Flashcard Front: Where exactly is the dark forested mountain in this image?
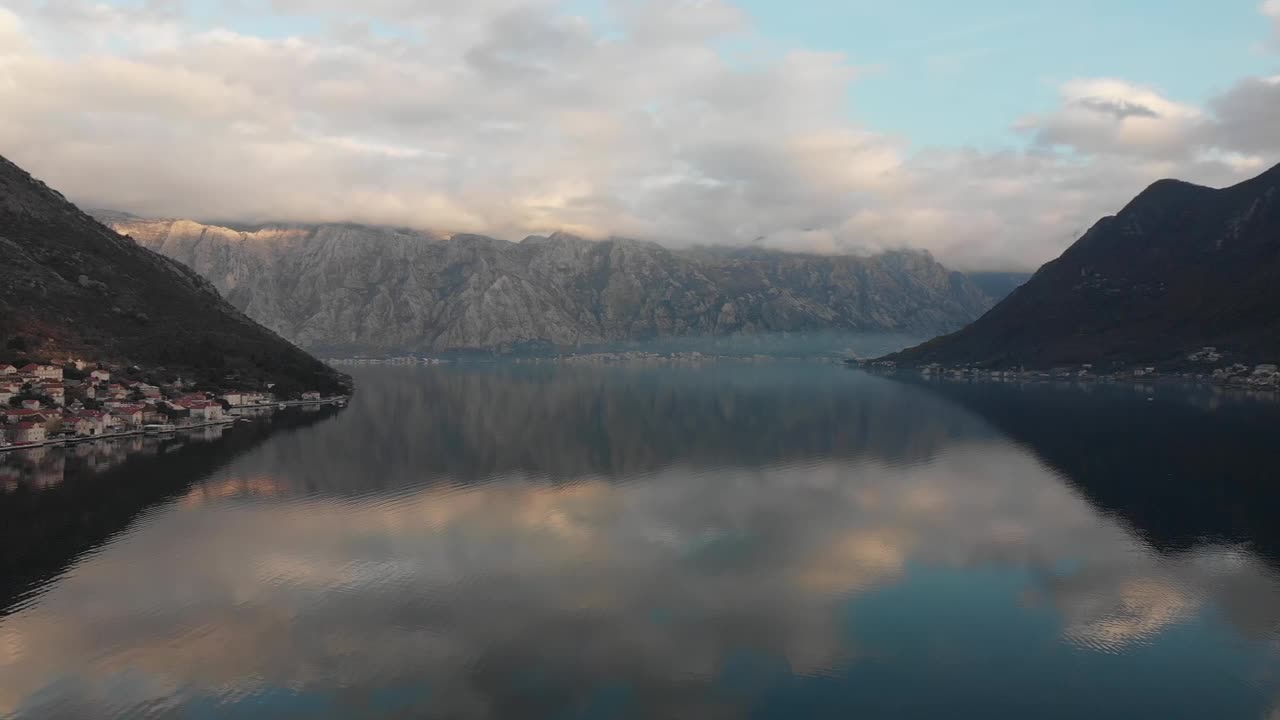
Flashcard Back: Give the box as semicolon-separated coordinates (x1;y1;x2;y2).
886;162;1280;369
99;214;997;355
0;155;347;394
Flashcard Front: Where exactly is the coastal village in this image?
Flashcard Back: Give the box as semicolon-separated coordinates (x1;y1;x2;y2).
0;359;336;450
861;346;1280;390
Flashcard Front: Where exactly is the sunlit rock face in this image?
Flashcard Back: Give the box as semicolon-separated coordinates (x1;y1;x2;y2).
101;214;994;354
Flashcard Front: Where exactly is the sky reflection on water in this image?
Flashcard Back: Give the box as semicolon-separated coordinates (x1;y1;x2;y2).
1;365;1279;719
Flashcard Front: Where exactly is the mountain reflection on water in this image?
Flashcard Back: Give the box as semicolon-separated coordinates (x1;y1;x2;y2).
0;364;1278;719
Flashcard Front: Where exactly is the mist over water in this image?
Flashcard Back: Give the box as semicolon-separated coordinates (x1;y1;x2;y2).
1;364;1279;719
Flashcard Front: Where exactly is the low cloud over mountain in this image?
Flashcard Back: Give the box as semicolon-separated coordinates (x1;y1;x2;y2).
1;1;1278;270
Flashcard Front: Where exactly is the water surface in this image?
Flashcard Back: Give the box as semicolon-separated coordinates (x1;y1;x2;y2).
2;365;1279;719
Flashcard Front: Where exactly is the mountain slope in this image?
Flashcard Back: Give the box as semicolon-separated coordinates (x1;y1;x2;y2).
99;215;996;355
0;155;347;394
885;163;1280;368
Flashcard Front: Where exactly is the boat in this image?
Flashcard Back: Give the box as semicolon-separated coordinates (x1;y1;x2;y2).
143;423;177;435
278;403;287;410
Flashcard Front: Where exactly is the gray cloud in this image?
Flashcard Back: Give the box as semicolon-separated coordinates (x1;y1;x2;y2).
0;1;1276;271
1075;97;1161;119
1207;76;1280;155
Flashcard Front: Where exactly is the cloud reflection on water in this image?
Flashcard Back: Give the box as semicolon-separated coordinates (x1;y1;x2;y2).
1;365;1278;719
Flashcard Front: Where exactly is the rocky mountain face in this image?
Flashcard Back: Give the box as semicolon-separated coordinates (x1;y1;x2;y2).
0;154;347;394
886;162;1280;369
99;214;996;355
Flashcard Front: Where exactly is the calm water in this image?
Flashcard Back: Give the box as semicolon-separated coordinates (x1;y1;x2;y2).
2;364;1280;719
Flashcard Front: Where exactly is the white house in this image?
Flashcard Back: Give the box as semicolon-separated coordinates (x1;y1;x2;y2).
13;421;46;444
69;410;111;437
181;401;225;422
20;364;63;381
90;369;112;383
0;364;16;375
112;405;145;427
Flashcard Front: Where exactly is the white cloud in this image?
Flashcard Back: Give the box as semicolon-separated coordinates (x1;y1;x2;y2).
0;7;25;52
1018;79;1204;158
0;0;1276;271
1265;0;1280;38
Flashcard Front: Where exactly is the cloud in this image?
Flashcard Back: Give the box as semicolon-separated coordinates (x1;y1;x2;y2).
1266;0;1280;39
0;1;1276;271
0;7;25;51
1017;79;1204;158
1207;75;1280;155
1074;97;1161;120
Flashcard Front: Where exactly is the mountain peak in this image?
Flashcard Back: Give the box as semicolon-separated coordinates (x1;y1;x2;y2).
884;161;1280;369
1117;177;1214;217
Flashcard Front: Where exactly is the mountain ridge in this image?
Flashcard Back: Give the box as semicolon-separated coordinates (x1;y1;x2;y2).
0;153;348;394
883;162;1280;369
100;215;1000;356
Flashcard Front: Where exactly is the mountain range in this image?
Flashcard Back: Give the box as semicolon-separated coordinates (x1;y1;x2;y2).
0;154;347;394
99;214;1002;356
886;162;1280;369
8;146;1274;376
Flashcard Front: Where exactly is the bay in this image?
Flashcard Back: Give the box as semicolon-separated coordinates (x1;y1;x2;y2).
1;364;1278;719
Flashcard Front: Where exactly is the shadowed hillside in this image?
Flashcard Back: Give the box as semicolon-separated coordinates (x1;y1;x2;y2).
886;163;1280;369
0;154;347;394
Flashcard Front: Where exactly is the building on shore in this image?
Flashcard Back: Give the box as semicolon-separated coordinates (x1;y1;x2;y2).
12;421;46;445
19;364;63;381
67;410;111;437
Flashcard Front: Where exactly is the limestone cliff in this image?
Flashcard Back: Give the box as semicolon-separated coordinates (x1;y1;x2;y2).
99;214;995;355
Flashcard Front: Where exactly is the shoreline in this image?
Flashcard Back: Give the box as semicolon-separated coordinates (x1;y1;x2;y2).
853;363;1280;393
0;399;346;454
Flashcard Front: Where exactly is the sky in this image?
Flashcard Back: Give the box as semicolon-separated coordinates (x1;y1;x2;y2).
0;0;1278;270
